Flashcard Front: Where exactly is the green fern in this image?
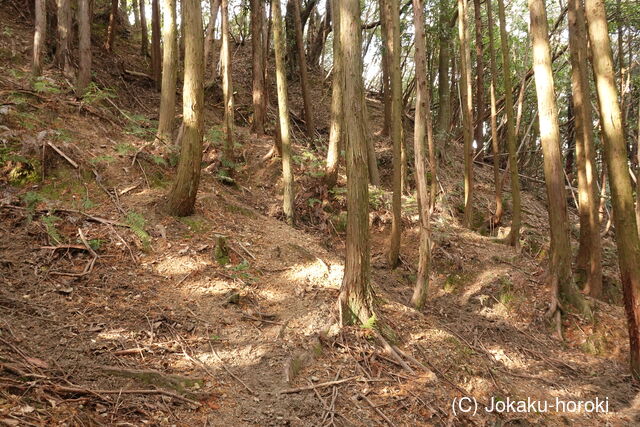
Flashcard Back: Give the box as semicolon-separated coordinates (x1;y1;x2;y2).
42;215;63;244
126;211;151;249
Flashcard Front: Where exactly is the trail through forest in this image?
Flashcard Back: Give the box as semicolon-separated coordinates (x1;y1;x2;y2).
2;2;640;426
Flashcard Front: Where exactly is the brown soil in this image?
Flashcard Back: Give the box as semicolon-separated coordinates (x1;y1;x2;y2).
1;7;638;427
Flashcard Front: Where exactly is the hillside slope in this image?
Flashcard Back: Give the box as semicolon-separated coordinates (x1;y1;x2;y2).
1;9;638;426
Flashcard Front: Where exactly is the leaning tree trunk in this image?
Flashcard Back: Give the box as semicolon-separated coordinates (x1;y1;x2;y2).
382;0;403;268
293;0;315;139
166;0;204;217
487;0;503;226
221;0;234;162
410;0;433;310
76;0;91;95
139;0;148;56
498;0;521;247
528;0;590;326
338;0;375;326
251;0;266;135
568;0;602;298
458;0;474;229
585;0;640;378
325;0;342;190
151;0;162;90
155;0;178;146
272;0;295;225
33;0;46;77
104;0;118;51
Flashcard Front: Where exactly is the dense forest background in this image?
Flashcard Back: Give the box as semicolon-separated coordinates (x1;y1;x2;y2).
1;0;640;424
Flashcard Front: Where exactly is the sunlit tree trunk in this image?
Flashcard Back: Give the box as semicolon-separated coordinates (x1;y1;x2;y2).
76;0;92;95
529;0;590;323
325;0;341;190
221;0;234;161
498;0;521;246
292;0;315;139
410;0;433;310
33;0;46;77
251;0;266;135
568;0;602;297
156;0;177;146
151;0;162;90
380;0;391;136
105;0;118;51
166;0;204;217
338;0;374;326
585;0;640;378
487;0;502;225
458;0;474;228
139;0;149;56
382;0;402;268
272;0;295;225
434;0;451;210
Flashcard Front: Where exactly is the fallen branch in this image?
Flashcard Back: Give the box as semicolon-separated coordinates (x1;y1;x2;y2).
52;385;200;406
279;377;357;394
359;393;397;427
49;228;97;277
47;142;79;168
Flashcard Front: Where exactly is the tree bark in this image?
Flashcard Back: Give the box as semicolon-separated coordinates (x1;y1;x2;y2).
156;0;178;145
568;0;602;297
204;0;221;79
105;0;119;51
410;0;433;310
529;0;590;322
151;0;162;90
338;0;374;326
458;0;474;228
221;0;234;161
434;0;451;210
139;0;148;57
166;0;204;217
585;0;640;378
325;0;342;190
56;0;72;76
472;0;485;155
487;0;502;225
293;0;315;139
380;0;391;137
76;0;92;96
307;0;331;68
251;0;266;135
382;0;403;268
33;0;46;77
497;0;521;247
272;0;295;225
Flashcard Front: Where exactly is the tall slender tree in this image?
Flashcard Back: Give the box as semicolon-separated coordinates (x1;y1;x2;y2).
166;0;204;217
251;0;266;135
293;0;315;139
105;0;119;51
382;0;403;268
156;0;178;145
458;0;474;228
568;0;602;297
325;0;342;190
32;0;46;77
76;0;92;96
221;0;234;161
585;0;640;378
56;0;72;76
338;0;374;326
139;0;149;56
487;0;503;225
410;0;433;310
472;0;485;155
497;0;521;246
151;0;162;90
272;0;295;225
528;0;590;325
204;0;221;75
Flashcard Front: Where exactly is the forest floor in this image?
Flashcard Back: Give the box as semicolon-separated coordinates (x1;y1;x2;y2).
1;9;640;426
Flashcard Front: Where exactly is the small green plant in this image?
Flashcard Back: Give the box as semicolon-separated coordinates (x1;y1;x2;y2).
126;211;151;249
82;82;116;105
307;198;321;207
150;155;168;166
115;143;136;155
1;149;39;185
231;260;250;272
88;239;103;251
42;215;63;244
32;78;61;94
89;155;116;165
206;126;223;144
498;276;515;309
361;314;377;330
